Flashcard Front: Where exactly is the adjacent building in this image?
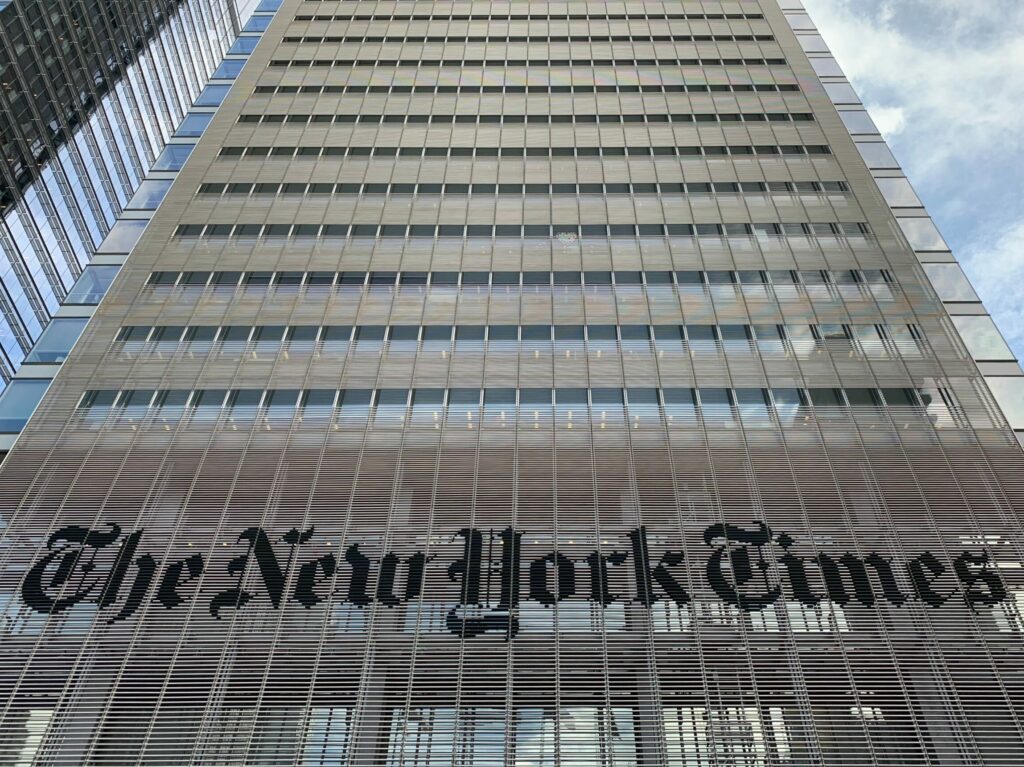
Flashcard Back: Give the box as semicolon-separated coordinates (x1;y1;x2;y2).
1;0;1023;764
0;0;265;393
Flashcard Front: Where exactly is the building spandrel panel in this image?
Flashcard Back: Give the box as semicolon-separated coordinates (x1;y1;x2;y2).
0;1;1023;765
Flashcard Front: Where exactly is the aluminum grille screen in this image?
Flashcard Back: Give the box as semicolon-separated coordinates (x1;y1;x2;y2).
0;1;1022;765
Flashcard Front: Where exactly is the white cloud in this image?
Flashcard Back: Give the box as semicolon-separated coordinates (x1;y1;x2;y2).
802;0;1024;179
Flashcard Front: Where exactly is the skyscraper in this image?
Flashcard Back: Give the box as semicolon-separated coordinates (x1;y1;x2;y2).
2;0;1023;764
0;0;265;391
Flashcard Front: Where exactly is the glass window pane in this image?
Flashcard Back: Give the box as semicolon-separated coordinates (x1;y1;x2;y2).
923;264;980;302
856;142;898;169
212;60;246;79
823;82;860;104
810;57;844;77
243;15;272;31
98;220;147;253
876;178;921;207
808;388;843;406
786;14;815;30
228;37;260;54
839;111;878;135
195;84;232;107
127;179;173;209
987;377;1024;430
0;380;50;432
25;318;88;363
65;265;119;304
174;113;213;138
898;218;948;251
152;144;195;171
952;316;1015;360
797;34;828;52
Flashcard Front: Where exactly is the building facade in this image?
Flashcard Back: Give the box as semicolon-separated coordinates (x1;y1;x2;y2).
1;0;1023;764
0;0;261;388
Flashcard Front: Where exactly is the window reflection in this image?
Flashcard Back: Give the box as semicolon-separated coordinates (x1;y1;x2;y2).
24;318;87;363
0;379;50;431
952;315;1014;360
228;36;261;54
174;113;213;138
98;219;147;253
126;179;173;209
152;144;194;171
194;84;232;107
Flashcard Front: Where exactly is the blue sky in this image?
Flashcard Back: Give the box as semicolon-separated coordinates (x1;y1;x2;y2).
803;0;1024;360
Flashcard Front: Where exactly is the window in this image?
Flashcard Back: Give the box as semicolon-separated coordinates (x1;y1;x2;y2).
876;178;921;207
25;318;87;364
952;316;1015;360
242;15;273;31
808;388;844;407
152;144;194;171
898;218;948;251
98;220;147;253
302;707;352;764
923;264;979;302
127;179;173;209
65;265;119;304
856;142;898;169
839;110;878;135
797;34;829;52
987;377;1024;429
787;13;816;30
174;113;213;138
810;57;844;77
212;60;246;79
0;380;50;432
823;82;860;104
228;37;260;54
195;84;231;107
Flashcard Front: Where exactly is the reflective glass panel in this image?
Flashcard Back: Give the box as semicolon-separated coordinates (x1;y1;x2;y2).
876;178;921;207
810;57;844;77
65;265;120;304
923;264;980;302
174;113;213;137
952;316;1014;360
823;82;860;104
987;377;1024;430
839;110;878;135
212;60;246;79
195;84;232;107
857;142;898;169
153;144;195;171
243;15;272;31
228;37;260;54
0;380;50;432
898;218;948;251
127;180;173;209
98;220;148;253
25;318;87;363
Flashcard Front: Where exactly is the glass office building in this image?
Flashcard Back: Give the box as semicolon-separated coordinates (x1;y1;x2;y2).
0;0;259;385
1;0;1024;764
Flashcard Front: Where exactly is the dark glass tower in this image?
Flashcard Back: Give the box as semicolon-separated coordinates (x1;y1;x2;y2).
1;1;1023;764
0;0;255;385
